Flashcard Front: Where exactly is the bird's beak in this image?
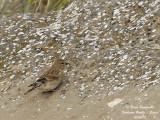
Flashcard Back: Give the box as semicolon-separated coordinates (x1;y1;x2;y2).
65;60;70;65
65;62;70;65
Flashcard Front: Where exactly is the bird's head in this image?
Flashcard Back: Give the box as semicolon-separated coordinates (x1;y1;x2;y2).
54;59;69;70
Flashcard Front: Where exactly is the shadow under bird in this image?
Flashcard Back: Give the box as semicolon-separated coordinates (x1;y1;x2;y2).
24;59;69;95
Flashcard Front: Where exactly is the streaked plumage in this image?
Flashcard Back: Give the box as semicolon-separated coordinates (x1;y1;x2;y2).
24;59;69;95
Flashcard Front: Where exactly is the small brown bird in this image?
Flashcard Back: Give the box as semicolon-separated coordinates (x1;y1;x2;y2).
24;59;69;95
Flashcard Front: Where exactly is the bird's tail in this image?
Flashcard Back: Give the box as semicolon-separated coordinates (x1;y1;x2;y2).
24;82;42;95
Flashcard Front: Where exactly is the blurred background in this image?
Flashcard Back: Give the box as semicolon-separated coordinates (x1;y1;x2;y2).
0;0;73;18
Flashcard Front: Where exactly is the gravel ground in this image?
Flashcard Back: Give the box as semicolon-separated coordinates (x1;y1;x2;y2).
0;0;160;119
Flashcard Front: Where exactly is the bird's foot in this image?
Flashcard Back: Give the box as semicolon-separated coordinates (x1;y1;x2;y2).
42;89;57;94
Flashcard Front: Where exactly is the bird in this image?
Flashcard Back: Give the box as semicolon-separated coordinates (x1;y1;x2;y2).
24;59;69;95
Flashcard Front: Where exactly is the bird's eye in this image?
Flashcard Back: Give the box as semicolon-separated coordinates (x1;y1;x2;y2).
61;62;64;64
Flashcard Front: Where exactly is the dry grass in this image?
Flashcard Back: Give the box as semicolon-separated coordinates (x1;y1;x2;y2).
0;0;73;17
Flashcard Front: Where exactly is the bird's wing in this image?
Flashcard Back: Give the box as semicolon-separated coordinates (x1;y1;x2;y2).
39;66;52;76
40;66;56;76
39;67;59;81
39;71;58;80
36;77;46;82
45;74;59;81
